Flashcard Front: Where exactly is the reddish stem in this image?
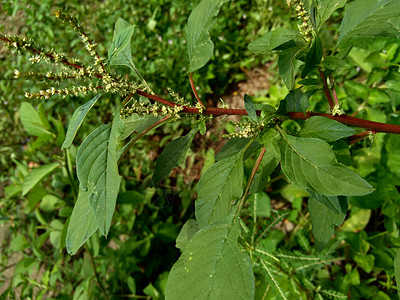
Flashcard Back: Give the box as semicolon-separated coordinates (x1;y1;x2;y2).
347;130;374;145
189;73;206;109
319;69;335;109
329;74;340;106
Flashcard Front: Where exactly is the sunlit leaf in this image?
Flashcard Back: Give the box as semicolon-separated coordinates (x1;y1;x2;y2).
315;0;347;30
19;102;52;137
22;163;59;196
248;28;304;54
62;93;102;149
299;116;355;141
279;132;373;196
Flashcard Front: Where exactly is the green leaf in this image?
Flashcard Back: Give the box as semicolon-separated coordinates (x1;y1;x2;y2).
62;93;102;149
19;102;52;137
320;55;350;70
285;88;310;114
308;190;347;214
108;18;135;65
279;132;373;196
385;134;400;177
152;128;197;184
308;195;346;248
196;149;245;228
216;139;259;161
66;188;98;255
301;36;322;78
186;0;227;72
76;113;124;235
175;219;199;251
166;217;254;300
394;248;400;298
248;28;305;54
120;114;160;140
315;0;347;30
244;94;257;120
299;116;355;141
279;47;300;90
22;163;59;196
338;0;400;46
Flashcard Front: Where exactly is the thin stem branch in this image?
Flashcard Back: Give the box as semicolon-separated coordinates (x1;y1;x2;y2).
328;73;340;106
237;147;267;213
319;69;335;109
189;73;206;109
347;130;374;145
85;244;109;299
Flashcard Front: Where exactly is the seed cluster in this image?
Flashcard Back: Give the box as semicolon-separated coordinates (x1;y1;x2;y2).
224;120;264;139
292;0;314;42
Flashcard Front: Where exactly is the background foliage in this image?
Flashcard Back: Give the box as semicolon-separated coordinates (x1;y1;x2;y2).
1;0;400;299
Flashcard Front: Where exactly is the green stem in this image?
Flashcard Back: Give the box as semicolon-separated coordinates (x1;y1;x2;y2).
85;244;109;299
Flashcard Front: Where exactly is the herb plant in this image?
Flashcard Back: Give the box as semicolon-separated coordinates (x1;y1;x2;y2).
2;0;400;298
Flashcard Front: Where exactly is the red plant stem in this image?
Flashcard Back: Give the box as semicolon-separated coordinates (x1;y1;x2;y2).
288;111;400;134
189;73;206;109
347;130;374;145
329;73;340;106
319;69;335;109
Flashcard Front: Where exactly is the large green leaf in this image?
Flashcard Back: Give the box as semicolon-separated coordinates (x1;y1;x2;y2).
175;219;199;251
196;149;245;228
19;102;52;137
248;28;305;54
278;47;300;90
152;128;197;184
62;93;102;149
22;163;59;196
315;0;347;30
186;0;227;73
76;114;124;235
279;132;373;196
108;18;135;66
165;217;254;300
338;0;400;46
66;188;98;255
299;116;355;141
308;195;346;248
285;88;310;114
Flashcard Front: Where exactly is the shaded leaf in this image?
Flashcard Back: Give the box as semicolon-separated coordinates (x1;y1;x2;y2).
279;133;373;196
279;47;300;90
299;116;355;141
186;0;227;72
23;163;59;196
338;0;400;46
196;149;246;228
62;93;102;149
394;248;400;298
66;188;98;255
152;128;197;184
120;114;160;140
309;195;346;249
301;36;322;78
216;139;260;161
285;88;310;114
166;217;254;300
248;28;305;54
76;113;124;235
244;94;257;120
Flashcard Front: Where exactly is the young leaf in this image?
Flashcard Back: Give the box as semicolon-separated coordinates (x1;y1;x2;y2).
19;102;52;137
279;132;373;196
186;0;227;73
338;0;400;46
120;114;160;140
166;217;254;300
308;195;346;249
244;94;257;120
248;28;305;54
66;188;99;255
285;88;310;114
299;116;355;141
196;148;246;228
315;0;347;30
22;163;59;196
278;47;300;90
108;18;135;65
62;93;102;149
152;128;198;184
76;113;124;235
